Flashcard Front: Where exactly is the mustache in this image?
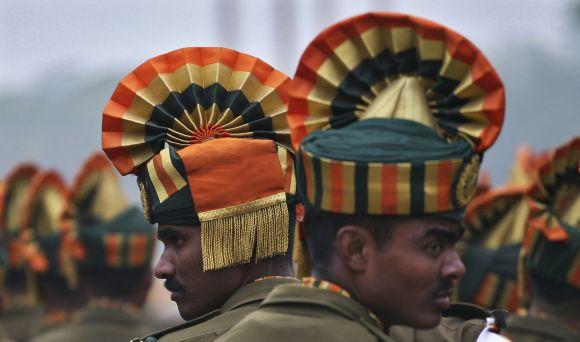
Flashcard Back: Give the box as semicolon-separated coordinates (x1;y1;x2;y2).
164;278;186;293
435;279;454;294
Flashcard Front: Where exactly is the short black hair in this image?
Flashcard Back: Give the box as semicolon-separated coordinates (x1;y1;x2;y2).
79;266;150;300
304;205;395;272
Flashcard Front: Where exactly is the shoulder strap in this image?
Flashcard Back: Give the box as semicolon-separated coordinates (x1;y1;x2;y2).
130;309;222;341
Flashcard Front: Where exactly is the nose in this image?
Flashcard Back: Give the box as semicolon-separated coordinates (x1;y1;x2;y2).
442;250;465;283
154;248;175;280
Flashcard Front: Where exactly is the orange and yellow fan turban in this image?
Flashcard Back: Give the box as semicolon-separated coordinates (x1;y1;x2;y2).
18;170;80;299
455;144;549;310
288;12;504;218
506;145;549;187
465;186;531;249
0;164;40;288
456;186;531;312
0;181;6;283
65;153;155;270
519;136;580;306
102;47;296;271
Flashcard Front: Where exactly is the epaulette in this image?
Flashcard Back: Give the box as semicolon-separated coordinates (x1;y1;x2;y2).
130;309;221;342
443;302;508;332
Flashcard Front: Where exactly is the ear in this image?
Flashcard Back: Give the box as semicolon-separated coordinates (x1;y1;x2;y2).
334;225;375;273
295;203;305;223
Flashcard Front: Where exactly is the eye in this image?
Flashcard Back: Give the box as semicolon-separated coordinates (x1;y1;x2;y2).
159;233;185;248
174;236;185;246
426;241;443;256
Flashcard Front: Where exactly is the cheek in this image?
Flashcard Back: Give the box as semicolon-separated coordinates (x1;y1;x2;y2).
372;251;438;293
175;242;204;282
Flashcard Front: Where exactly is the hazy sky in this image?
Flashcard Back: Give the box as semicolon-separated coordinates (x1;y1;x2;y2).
1;0;577;93
1;0;578;181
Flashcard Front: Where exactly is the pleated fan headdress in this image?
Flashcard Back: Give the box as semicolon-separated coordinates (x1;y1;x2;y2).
289;12;505;217
19;170;78;290
102;47;296;270
64;153;155;269
0;164;40;281
457;186;531;312
520;137;580;302
0;181;6;282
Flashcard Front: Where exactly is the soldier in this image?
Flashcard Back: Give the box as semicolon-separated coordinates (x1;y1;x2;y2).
0;164;43;341
451;145;550;313
101;47;301;341
455;185;530;312
0;180;14;342
18;170;88;338
218;12;507;341
29;153;156;342
503;137;580;341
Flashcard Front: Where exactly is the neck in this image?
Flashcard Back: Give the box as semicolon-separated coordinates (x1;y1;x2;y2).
88;297;141;316
240;258;295;285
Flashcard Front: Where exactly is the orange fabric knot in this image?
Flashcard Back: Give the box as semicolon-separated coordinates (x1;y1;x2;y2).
23;242;48;273
191;125;229;144
61;232;86;260
528;216;569;243
8;240;26;267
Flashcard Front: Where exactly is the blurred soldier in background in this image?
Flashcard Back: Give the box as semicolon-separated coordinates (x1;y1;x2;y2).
20;170;87;338
219;12;508;341
29;153;156;342
452;147;547;313
0;165;43;341
503;137;580;341
456;187;528;312
0;181;14;341
101;47;300;341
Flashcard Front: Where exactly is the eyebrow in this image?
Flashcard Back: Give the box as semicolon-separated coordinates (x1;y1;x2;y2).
420;225;465;243
157;226;181;241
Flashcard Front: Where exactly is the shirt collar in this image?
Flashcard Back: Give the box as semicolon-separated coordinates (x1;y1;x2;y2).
301;277;383;329
221;276;299;312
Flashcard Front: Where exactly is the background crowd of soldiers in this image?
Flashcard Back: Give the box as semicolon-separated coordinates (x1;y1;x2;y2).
0;10;579;342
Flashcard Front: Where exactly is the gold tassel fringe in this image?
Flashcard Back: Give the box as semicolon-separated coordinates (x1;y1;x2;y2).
292;223;311;279
200;197;289;271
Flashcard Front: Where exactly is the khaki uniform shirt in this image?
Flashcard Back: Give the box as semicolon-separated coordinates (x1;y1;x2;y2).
503;314;580;342
136;277;299;342
216;283;393;342
389;303;499;342
218;281;505;342
0;304;43;341
28;306;151;342
0;325;14;342
389;317;485;342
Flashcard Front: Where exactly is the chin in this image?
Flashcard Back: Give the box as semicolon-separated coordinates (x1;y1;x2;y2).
409;314;441;329
177;303;199;320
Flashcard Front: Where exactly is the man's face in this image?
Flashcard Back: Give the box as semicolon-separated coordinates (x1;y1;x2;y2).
154;225;244;320
359;216;465;329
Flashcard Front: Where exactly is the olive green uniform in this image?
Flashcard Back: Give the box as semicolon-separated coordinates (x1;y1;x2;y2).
0;305;43;341
0;324;14;342
389;319;484;342
27;306;151;342
389;303;504;342
218;284;504;342
502;315;580;342
217;283;393;342
136;277;298;342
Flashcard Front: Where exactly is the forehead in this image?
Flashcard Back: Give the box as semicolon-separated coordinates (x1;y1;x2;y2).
157;224;199;237
392;216;463;239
